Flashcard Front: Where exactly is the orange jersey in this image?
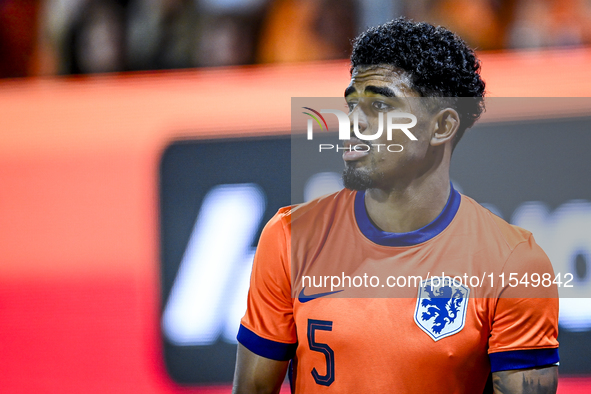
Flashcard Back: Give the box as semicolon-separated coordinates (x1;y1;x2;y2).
238;187;559;393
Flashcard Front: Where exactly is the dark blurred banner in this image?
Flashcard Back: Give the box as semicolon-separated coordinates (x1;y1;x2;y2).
160;98;591;384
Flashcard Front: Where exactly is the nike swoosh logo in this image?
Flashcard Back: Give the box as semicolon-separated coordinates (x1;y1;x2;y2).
298;287;343;303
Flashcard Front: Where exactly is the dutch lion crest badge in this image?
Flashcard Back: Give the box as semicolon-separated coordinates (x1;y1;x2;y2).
414;276;470;341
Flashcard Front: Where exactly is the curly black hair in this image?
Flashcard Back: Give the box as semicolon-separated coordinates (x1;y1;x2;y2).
350;18;485;146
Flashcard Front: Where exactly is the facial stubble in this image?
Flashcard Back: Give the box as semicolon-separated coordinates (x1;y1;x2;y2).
342;155;384;191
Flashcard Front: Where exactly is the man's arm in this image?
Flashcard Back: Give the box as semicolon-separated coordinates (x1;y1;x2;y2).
232;343;290;394
492;366;558;394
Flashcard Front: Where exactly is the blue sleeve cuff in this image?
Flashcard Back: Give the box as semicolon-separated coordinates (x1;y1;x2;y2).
489;348;559;372
237;324;297;361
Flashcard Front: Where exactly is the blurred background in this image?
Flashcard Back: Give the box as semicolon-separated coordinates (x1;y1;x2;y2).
1;0;591;393
2;0;591;77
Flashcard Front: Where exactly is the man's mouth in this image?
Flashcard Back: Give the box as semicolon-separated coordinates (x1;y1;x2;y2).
342;138;370;162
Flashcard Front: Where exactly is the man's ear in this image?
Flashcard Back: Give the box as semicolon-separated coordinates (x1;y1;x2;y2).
431;108;460;147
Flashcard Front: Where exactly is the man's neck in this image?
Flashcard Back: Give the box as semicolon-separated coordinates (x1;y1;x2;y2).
363;172;451;234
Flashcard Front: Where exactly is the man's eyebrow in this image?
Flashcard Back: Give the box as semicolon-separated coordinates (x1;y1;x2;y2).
364;86;396;97
344;85;397;98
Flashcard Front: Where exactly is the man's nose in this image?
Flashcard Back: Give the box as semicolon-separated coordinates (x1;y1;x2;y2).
349;108;368;138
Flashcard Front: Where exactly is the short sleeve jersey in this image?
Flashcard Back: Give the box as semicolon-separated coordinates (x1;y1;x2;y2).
238;187;559;393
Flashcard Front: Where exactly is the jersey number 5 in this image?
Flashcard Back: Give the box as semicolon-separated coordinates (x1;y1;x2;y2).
307;319;335;386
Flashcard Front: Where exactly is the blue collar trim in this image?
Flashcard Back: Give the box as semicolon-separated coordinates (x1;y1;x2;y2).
354;185;461;247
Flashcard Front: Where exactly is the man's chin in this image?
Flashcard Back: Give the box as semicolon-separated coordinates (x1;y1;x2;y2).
342;166;374;191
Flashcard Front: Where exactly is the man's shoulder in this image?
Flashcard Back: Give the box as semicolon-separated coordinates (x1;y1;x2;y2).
459;194;533;251
261;189;357;246
276;188;356;223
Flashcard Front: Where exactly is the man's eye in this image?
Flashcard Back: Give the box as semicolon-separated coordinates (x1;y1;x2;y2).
372;101;391;111
346;101;358;112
